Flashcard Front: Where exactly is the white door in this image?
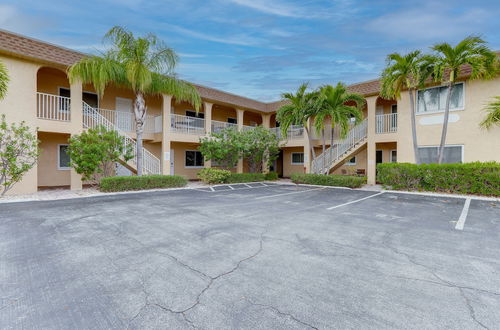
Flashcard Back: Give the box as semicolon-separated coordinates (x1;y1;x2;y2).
376;105;384;132
170;149;175;175
115;97;133;131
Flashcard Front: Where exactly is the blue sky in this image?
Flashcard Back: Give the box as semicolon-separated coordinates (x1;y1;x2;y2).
2;0;499;101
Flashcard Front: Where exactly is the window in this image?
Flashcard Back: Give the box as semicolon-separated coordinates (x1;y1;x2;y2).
227;117;237;124
417;145;463;164
417;83;464;114
186;110;204;118
185;150;204;167
391;150;397;163
291;152;304;165
391;104;397;114
346;157;356;165
58;145;70;170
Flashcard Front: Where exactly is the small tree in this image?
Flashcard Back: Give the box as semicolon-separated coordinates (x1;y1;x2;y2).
480;96;500;130
67;126;134;183
0;115;39;196
0;60;9;99
199;127;242;170
240;126;280;173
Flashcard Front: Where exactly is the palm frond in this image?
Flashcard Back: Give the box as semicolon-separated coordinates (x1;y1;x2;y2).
0;60;9;100
480;96;500;129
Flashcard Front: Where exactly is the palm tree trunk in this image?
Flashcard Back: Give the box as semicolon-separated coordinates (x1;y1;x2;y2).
408;88;419;164
134;92;147;176
321;128;326;174
437;82;454;164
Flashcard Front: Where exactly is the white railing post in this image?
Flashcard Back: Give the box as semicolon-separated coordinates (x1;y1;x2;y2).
36;92;71;121
375;113;398;134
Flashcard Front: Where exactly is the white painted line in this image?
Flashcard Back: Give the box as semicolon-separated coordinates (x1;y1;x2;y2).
255;187;326;200
228;185;235;190
327;192;385;210
209;187;215;192
244;183;252;188
455;198;471;231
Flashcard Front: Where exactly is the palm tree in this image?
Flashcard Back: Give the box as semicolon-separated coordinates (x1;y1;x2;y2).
380;51;433;164
0;60;9;99
430;36;497;163
314;83;364;174
480;97;500;129
276;83;318;163
68;26;201;175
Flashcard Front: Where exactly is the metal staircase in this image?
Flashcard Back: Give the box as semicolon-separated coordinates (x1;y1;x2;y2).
82;102;161;175
312;119;368;174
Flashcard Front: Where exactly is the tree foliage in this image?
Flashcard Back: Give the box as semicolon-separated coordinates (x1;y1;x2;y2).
199;127;242;170
240;126;281;173
67;126;134;182
0;60;9;100
0;115;39;196
68;26;201;175
481;96;500;130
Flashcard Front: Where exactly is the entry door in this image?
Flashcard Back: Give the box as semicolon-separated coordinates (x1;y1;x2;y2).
376;106;384;132
115;97;133;131
376;150;383;164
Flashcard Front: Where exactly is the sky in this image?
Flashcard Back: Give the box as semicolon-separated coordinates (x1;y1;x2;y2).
1;0;500;102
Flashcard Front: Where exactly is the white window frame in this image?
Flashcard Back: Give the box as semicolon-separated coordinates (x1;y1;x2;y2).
291;152;304;165
345;156;356;166
184;150;204;168
417;145;464;163
57;144;71;170
416;82;465;115
390;150;397;163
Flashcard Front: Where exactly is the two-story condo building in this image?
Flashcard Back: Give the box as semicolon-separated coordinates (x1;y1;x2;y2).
1;30;499;196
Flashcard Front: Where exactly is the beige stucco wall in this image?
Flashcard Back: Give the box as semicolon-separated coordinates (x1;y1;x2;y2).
333;145;368;175
0;55;40;194
37;132;71;187
171;142;203;180
282;147;306;177
394;78;500;164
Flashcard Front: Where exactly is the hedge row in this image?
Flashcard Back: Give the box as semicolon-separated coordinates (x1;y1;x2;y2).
100;175;187;192
227;173;265;183
291;173;366;188
377;162;500;196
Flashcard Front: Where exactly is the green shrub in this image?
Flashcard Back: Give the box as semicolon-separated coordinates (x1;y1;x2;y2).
227;173;265;183
264;171;279;181
197;168;231;184
100;175;187;192
291;173;366;188
377;162;500;196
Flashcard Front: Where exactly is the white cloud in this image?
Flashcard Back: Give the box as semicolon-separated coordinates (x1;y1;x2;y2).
366;5;494;41
226;0;310;18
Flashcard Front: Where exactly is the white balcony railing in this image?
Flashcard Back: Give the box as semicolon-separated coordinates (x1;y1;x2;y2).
211;120;238;133
36;92;71;121
376;113;398;134
242;125;257;131
93;108;159;134
170;114;205;135
271;125;305;140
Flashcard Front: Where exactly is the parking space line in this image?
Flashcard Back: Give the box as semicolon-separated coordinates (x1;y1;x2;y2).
209;187;215;192
228;185;235;190
255;187;326;200
455;198;471;231
243;183;252;188
327;192;384;210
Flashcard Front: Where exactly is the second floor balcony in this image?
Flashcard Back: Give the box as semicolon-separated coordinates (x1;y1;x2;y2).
376;113;398;134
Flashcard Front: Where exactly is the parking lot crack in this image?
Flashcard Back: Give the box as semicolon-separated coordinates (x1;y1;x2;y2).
247;299;318;329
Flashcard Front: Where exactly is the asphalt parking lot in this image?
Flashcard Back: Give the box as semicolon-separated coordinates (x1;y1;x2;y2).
1;183;499;329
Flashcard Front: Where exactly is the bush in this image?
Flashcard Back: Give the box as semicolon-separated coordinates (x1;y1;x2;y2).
197;168;231;184
377;162;500;196
291;173;366;188
100;175;187;192
227;173;265;183
265;171;279;181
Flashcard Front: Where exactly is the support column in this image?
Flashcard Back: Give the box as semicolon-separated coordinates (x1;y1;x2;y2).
70;80;83;190
261;114;271;173
237;108;245;173
203;102;213;169
161;94;172;175
303;118;312;174
366;96;377;185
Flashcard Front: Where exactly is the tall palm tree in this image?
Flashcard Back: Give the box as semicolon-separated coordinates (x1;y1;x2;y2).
430;36;497;163
276;83;318;163
380;51;433;164
314;83;364;174
480;97;500;129
68;26;201;175
0;60;9;100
